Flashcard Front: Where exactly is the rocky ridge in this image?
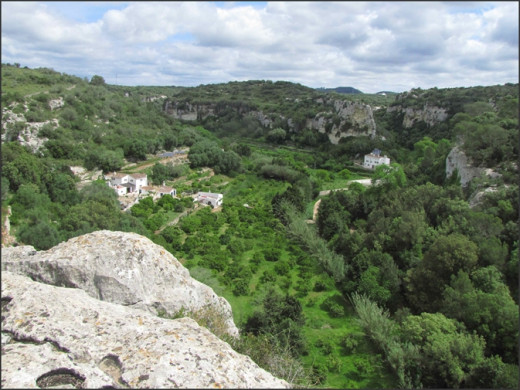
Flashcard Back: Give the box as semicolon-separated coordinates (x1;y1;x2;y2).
1;230;290;388
1;230;239;338
1;271;289;388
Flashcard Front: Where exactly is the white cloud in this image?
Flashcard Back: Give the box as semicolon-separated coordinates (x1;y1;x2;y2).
1;1;517;93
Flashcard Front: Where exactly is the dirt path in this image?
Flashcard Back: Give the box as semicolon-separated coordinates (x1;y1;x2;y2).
310;178;375;223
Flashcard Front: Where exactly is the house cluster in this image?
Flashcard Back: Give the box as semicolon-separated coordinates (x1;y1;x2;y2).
363;149;390;170
105;172;224;209
105;172;176;198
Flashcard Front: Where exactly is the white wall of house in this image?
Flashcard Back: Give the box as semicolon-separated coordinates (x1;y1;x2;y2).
129;175;148;192
196;192;223;207
113;185;127;196
363;154;390;169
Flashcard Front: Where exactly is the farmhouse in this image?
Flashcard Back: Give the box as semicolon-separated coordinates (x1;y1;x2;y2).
105;172;148;194
363;149;390;170
140;185;177;198
195;192;223;208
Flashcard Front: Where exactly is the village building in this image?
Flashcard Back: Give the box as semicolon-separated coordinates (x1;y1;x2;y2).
140;185;177;199
129;173;148;193
195;192;223;208
105;172;148;194
363;149;390;169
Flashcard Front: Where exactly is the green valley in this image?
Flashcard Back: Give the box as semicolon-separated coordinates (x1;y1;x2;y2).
1;64;518;388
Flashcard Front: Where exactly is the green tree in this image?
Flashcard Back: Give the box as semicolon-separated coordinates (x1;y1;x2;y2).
18;220;61;250
266;127;287;144
400;312;488;388
441;268;519;364
244;287;306;355
371;163;407;190
406;233;478;312
90;75;106;86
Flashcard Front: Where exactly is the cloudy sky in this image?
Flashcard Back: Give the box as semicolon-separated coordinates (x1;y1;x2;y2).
1;1;518;93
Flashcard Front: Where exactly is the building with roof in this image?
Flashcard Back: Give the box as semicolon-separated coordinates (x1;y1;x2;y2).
195;192;223;208
105;172;148;194
363;149;390;170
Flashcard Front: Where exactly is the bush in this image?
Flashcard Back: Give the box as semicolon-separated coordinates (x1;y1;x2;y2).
264;247;281;262
313;280;327;292
232;278;249;296
322;294;345;317
274;260;290;276
260;269;277;283
341;333;359;353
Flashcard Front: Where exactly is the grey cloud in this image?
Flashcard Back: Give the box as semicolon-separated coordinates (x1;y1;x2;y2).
1;1;517;93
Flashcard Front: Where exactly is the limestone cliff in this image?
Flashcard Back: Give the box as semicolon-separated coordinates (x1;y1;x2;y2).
163;98;376;144
1;271;289;388
310;100;376;143
445;146;502;187
387;104;448;129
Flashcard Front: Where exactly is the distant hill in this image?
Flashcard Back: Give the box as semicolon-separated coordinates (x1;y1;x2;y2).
315;86;363;94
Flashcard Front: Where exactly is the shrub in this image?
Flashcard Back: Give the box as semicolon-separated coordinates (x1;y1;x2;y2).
341;333;359;353
322;294;345;317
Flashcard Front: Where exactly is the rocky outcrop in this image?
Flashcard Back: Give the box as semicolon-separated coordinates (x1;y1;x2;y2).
163;98;376;144
387;104;448;128
1;105;58;152
445;146;502;187
311;100;376;143
1;271;290;388
1;206;16;247
163;101;215;121
1;230;239;338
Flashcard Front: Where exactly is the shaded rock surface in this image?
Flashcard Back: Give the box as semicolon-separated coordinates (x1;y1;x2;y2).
1;230;239;338
445;146;501;187
1;271;289;388
387;104;448;128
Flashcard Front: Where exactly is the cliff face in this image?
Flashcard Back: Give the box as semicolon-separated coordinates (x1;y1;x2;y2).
311;100;376;143
1;230;290;388
163;98;377;144
387;104;448;128
445;146;502;187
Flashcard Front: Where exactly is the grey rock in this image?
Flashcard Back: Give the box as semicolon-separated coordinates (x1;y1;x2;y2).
2;230;239;338
445;146;501;188
387;104;448;128
1;271;290;389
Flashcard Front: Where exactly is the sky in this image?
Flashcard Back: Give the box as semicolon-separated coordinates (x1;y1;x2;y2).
1;1;518;93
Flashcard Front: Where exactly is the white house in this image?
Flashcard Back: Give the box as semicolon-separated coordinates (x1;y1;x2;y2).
157;185;176;197
106;172;148;194
141;185;177;198
195;192;223;208
129;173;148;193
363;149;390;170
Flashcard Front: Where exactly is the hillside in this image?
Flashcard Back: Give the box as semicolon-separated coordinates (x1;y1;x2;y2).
1;64;519;389
316;86;363;94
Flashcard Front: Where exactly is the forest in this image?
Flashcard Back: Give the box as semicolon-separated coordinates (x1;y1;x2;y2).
1;63;518;388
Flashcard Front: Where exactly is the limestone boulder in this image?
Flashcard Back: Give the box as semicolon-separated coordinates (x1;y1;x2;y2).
1;271;289;388
1;230;239;338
